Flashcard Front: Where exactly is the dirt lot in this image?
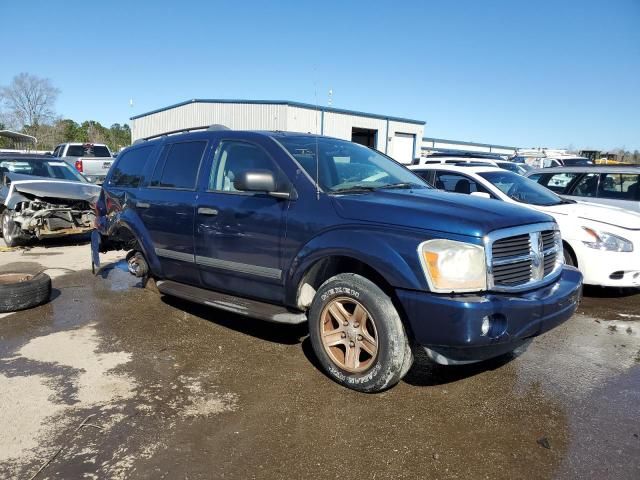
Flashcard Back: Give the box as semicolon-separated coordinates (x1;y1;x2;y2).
0;240;639;479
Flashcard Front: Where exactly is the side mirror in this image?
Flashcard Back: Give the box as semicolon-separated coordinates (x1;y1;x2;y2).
470;191;491;199
233;169;292;199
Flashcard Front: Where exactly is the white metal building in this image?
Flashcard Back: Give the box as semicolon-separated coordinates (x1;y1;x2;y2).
130;99;425;164
421;137;516;156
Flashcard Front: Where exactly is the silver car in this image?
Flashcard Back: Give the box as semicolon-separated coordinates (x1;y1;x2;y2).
525;166;640;212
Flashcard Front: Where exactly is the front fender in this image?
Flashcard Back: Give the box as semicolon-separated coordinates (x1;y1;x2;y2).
285;226;429;305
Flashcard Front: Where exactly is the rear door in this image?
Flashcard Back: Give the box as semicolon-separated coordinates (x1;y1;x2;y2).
194;137;290;303
135;139;209;285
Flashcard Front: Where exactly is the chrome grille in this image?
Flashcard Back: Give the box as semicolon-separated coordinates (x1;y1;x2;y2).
487;223;562;292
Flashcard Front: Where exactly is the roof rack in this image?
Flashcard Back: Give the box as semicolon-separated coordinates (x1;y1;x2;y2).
133;124;230;144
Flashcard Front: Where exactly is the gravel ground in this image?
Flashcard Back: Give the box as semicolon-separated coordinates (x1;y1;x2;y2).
0;240;638;479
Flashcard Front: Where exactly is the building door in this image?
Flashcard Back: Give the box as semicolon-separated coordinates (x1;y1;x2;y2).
392;133;415;164
351;128;377;148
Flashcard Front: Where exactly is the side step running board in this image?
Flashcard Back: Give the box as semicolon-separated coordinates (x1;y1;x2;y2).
156;280;307;325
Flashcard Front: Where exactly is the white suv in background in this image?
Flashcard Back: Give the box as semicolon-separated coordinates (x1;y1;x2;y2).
410;164;640;288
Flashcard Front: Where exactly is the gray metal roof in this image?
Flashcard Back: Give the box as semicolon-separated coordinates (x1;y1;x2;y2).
130;99;425;125
0;130;37;144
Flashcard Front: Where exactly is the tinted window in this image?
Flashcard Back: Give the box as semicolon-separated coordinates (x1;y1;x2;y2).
598;173;640;200
66;144;111;157
434;172;490;195
209;140;280;192
109;146;155;188
151;141;207;190
540;172;580;193
571;173;599;197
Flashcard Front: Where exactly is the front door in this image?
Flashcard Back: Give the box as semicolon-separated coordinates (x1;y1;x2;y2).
194;139;290;303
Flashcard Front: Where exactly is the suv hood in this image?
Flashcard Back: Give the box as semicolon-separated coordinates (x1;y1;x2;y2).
4;173;101;208
541;200;640;231
332;189;553;238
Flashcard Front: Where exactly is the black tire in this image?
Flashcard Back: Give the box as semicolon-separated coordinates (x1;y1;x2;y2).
308;273;413;393
563;246;576;267
1;210;28;247
0;272;51;313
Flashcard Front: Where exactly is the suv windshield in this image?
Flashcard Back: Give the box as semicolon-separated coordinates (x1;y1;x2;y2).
0;159;87;182
276;136;428;192
561;158;593;166
65;144;111;157
478;170;564;206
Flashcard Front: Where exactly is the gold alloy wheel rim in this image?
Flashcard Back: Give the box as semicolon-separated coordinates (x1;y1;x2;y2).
320;297;378;373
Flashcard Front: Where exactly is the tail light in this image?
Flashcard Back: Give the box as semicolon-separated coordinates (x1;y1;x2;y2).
75;159;83;172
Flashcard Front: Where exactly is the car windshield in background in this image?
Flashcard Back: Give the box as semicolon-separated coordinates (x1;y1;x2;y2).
561;158;593;166
478;170;564;206
498;162;522;173
0;159;87;182
276;136;429;192
66;145;111;157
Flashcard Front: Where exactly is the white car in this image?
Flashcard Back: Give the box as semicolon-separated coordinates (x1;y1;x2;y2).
410;164;640;288
416;154;531;175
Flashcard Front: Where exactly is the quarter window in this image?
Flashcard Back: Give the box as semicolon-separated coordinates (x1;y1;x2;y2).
209;140;281;192
152;141;207;189
598;173;640;200
109;146;155;188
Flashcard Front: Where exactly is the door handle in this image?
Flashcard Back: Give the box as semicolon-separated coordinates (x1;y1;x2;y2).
136;202;150;209
198;207;219;216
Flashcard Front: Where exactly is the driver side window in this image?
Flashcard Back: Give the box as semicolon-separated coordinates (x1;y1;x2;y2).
209;140;281;192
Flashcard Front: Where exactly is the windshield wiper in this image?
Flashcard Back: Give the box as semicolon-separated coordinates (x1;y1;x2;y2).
331;185;378;194
377;182;419;190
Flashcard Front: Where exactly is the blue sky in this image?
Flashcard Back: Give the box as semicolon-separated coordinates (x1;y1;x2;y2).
1;0;639;150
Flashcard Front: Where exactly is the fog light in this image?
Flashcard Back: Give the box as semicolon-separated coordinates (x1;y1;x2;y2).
481;316;490;336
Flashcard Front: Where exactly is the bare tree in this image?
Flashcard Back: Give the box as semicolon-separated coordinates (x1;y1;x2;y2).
0;73;60;128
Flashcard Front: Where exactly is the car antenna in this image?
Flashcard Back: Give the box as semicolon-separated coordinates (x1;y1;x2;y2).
314;78;321;200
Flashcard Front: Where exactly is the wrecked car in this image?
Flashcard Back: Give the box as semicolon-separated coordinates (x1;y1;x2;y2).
0;154;101;247
92;128;583;393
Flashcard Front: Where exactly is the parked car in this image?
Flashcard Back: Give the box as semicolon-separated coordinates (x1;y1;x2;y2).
512;153;594;169
416;153;530;175
92;128;582;392
52;142;114;183
0;154;101;247
525;166;640;213
411;164;640;288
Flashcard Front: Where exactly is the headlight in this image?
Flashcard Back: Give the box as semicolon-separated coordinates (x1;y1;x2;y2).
582;227;633;252
418;239;487;293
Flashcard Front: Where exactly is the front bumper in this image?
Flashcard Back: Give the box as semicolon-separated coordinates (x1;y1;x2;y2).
396;266;582;364
573;243;640;287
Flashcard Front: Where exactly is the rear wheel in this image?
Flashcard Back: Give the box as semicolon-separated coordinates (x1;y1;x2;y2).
308;273;412;392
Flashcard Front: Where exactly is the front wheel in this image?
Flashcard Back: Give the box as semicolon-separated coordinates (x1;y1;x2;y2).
308;273;413;393
1;211;28;247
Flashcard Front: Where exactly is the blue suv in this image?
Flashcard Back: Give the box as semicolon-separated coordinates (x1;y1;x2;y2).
92;127;582;392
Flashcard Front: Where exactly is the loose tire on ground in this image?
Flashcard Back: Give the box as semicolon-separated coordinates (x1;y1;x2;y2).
0;272;51;313
308;273;413;393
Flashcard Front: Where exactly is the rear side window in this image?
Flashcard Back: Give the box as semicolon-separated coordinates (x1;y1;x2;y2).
152;141;207;189
434;172;490;195
109;146;155;188
598;173;640;200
